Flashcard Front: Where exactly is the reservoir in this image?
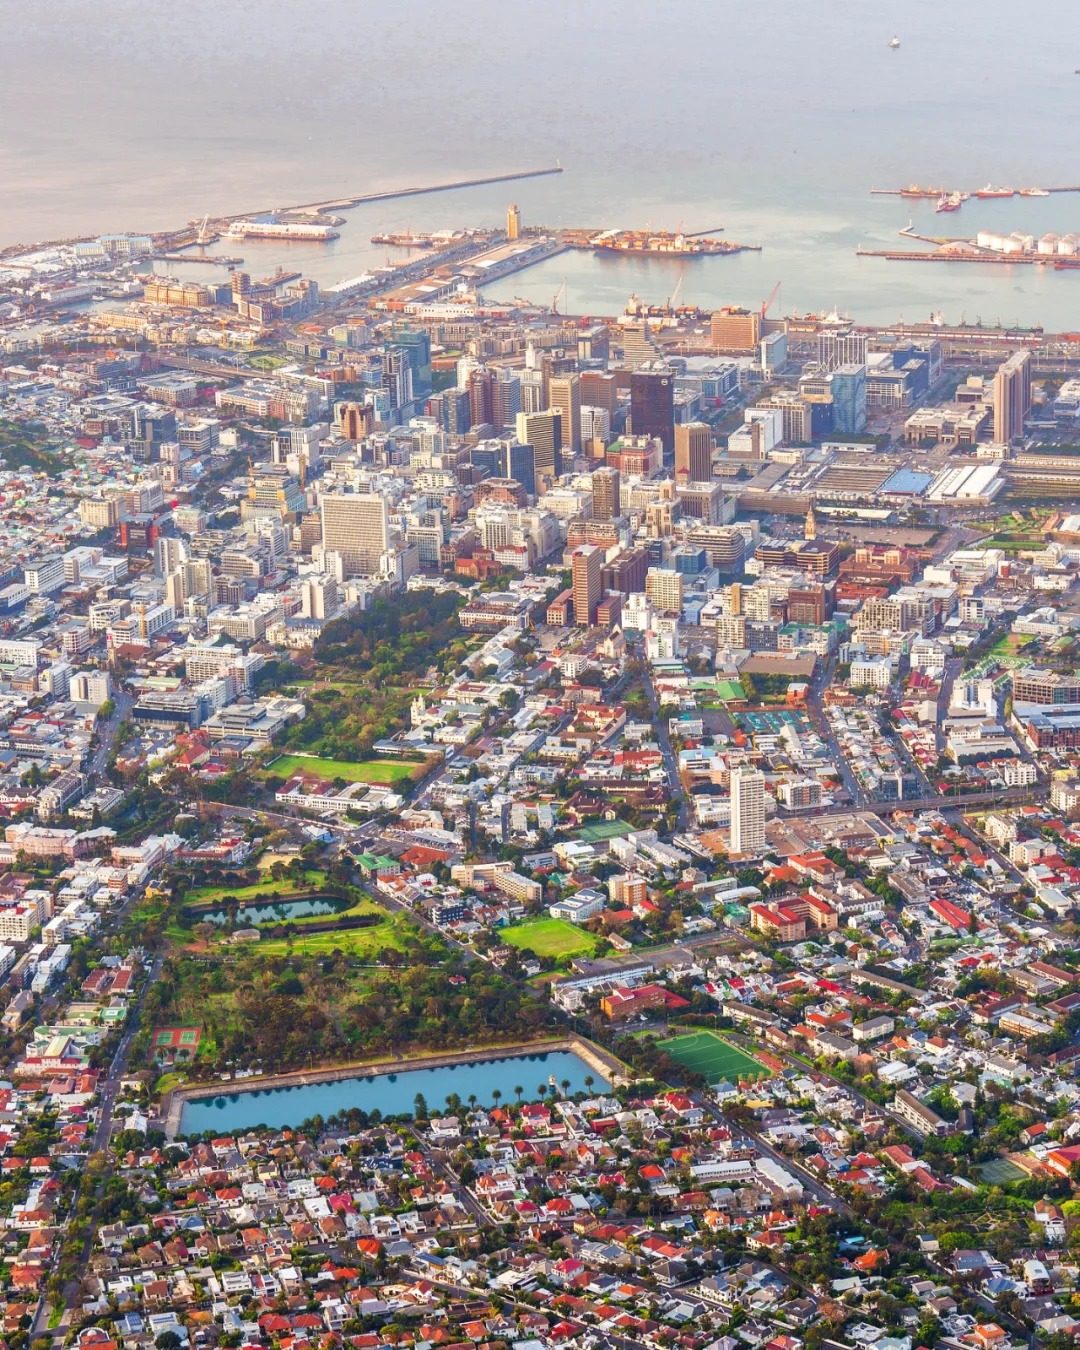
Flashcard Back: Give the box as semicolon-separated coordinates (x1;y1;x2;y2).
178;1049;605;1135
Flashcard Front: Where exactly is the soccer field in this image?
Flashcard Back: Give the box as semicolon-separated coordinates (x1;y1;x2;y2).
659;1030;770;1084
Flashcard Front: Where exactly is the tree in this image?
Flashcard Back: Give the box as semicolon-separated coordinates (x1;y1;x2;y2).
584;1075;594;1094
514;1085;524;1103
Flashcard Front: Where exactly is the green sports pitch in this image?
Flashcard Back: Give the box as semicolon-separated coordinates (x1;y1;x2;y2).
659;1030;770;1084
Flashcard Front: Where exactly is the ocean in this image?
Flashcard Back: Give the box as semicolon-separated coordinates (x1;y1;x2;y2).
3;0;1080;327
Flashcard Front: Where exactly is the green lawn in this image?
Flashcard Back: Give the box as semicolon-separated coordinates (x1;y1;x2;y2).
501;918;601;959
268;754;416;784
255;912;410;958
186;870;325;906
659;1030;770;1084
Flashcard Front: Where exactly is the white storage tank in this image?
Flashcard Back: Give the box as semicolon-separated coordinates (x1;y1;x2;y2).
1059;233;1080;255
1038;232;1061;255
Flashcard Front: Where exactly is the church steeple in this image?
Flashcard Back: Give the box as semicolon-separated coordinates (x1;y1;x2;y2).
805;501;817;540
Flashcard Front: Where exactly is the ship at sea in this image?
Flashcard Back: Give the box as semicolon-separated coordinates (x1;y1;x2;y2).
899;184;947;198
591;229;758;257
1019;187;1050;196
977;185;1015;198
935;191;967;213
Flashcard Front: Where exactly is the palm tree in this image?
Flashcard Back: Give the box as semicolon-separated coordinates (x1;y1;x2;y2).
492;1089;502;1109
584;1075;595;1093
514;1085;524;1104
468;1094;477;1111
537;1084;547;1101
560;1078;571;1096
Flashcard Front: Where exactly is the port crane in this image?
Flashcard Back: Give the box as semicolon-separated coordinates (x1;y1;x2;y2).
551;278;567;314
666;272;685;311
761;281;781;321
196;214;211;246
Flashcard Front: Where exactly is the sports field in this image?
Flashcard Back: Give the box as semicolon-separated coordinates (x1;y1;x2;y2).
659;1030;770;1083
501;918;600;958
576;821;636;842
268;754;415;784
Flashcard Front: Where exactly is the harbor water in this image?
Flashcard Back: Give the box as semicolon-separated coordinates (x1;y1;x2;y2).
4;0;1080;327
177;1049;606;1135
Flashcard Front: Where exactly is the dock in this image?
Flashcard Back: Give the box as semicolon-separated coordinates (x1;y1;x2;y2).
154;252;244;266
856;247;1074;266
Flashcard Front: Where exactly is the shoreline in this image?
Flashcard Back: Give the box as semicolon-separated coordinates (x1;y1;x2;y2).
162;1034;626;1137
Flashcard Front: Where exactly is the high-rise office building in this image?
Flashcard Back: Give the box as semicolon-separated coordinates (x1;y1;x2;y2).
468;367;494;428
335;401;372;440
506;204;521;240
829;364;868;434
382;347;414;412
504;442;536;497
601;547;649;597
571;544;603;628
817;325;867;372
591;466;621;521
674;422;713;482
516;410;562;490
580;405;611;447
427;388;472;435
548;374;582;455
320;493;389;577
994;350;1032;443
492;371;521;432
730;765;766;854
630;364;675;459
392;329;432;399
580;371;618;420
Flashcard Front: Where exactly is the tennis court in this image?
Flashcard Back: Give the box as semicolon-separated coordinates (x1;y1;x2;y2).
659;1030;770;1083
977;1158;1028;1185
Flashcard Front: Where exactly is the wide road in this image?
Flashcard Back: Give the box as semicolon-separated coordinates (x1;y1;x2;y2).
89;689;134;779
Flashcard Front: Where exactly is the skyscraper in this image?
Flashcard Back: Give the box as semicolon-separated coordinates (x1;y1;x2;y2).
548;374;582;455
730;765;766;854
506;203;521;240
571;544;603;628
630;364;675;459
468;367;494;428
320;493;389;577
591;465;621;521
828;364;868;434
674;422;713;482
580;371;618;420
504;442;536;497
994;350;1032;443
492;370;521;432
516;410;562;490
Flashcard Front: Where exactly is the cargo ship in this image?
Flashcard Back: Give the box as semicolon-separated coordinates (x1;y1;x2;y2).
591;229;758;256
935;192;967;212
899;184;948;198
976;185;1015;198
1019;187;1050;196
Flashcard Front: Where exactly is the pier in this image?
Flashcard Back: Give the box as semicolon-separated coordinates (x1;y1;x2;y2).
154;252;244;266
283;165;563;216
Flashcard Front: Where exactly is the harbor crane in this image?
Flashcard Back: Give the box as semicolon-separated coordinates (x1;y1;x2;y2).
551;278;567;314
761;281;781;321
196;214;210;246
667;272;685;311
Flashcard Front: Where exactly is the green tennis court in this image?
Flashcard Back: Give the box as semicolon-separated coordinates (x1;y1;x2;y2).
659;1030;770;1083
977;1158;1028;1185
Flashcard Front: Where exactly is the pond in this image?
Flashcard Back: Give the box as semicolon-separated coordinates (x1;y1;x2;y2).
200;897;342;926
178;1049;606;1134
